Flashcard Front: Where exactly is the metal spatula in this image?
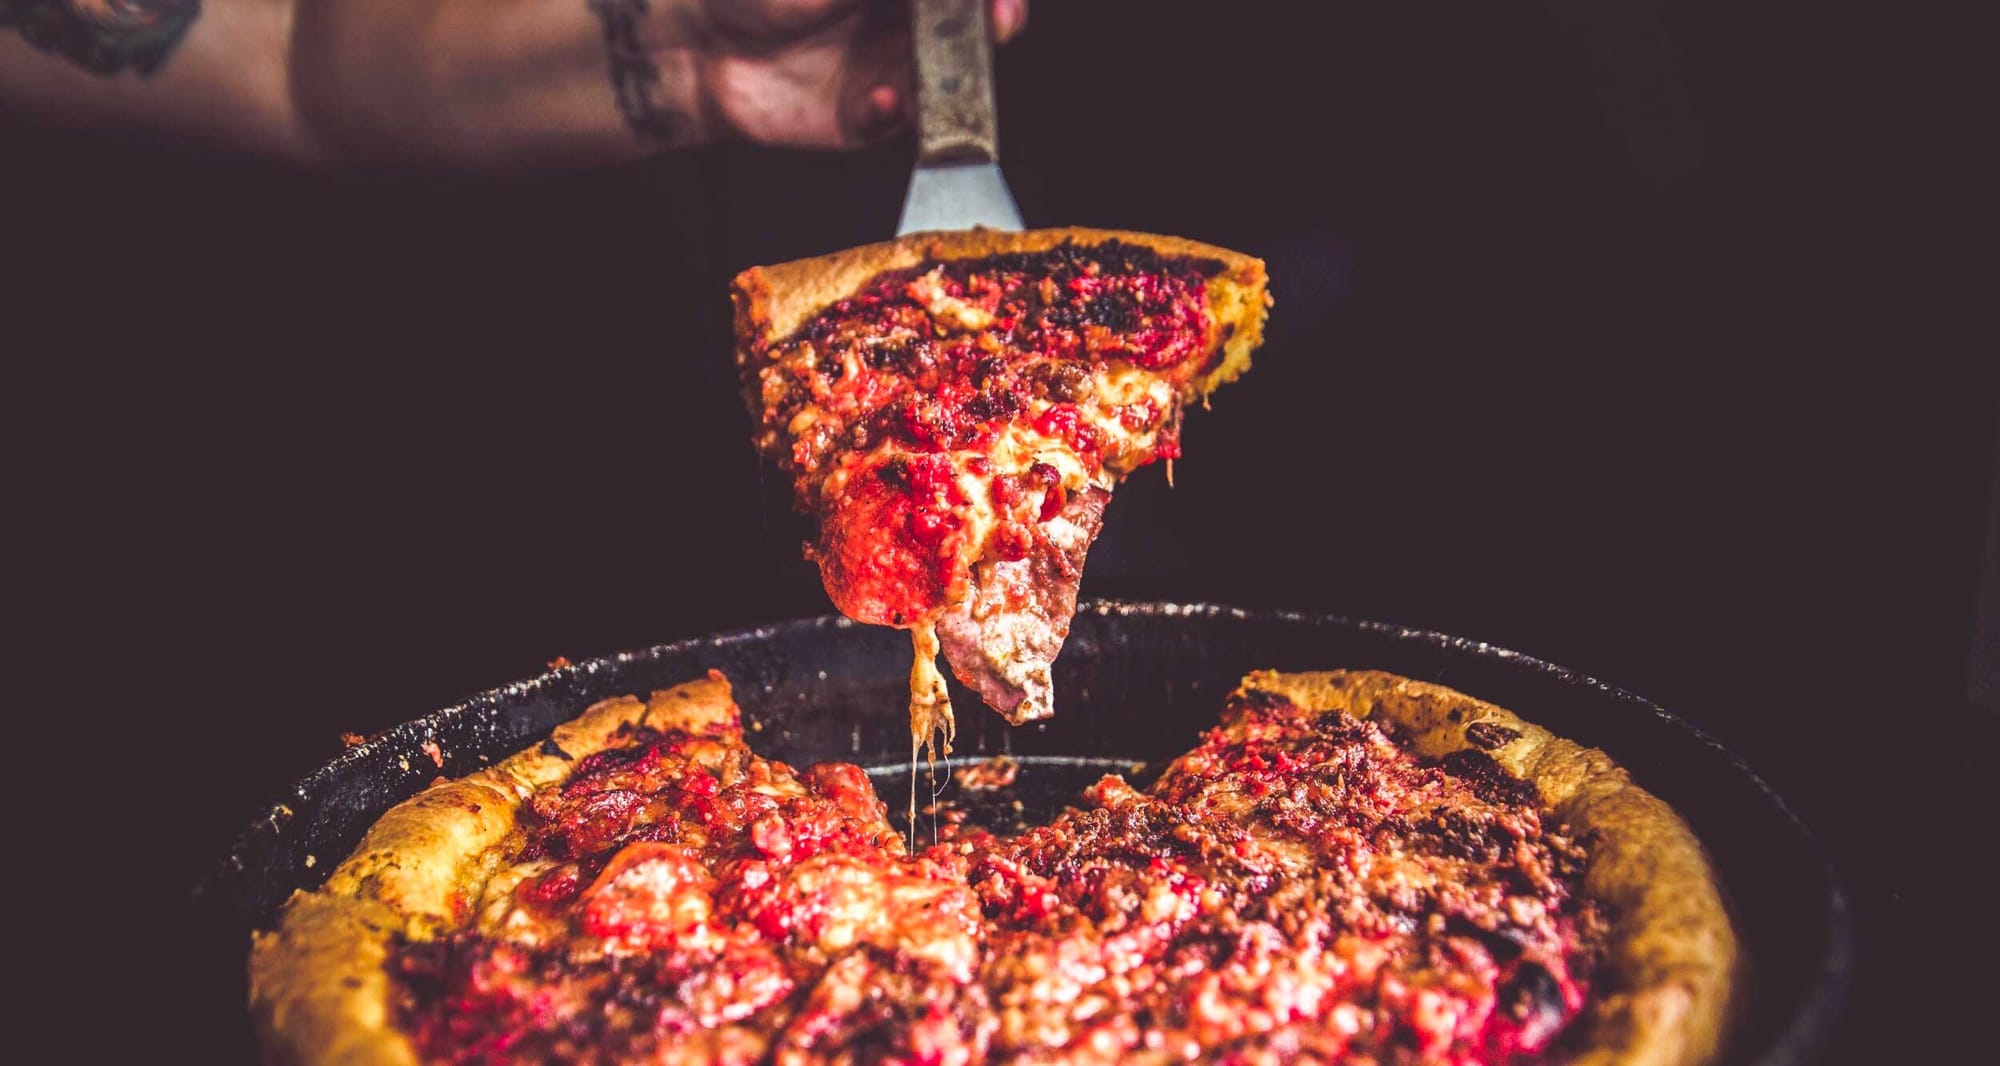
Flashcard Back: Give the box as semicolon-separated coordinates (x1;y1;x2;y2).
896;0;1024;235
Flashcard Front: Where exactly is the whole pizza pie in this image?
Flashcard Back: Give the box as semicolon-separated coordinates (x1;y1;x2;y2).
249;669;1738;1064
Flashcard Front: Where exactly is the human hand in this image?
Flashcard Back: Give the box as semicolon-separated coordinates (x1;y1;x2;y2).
681;0;1028;149
0;0;1030;169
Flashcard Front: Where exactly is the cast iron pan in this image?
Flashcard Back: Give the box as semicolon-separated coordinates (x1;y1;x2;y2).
199;601;1850;1063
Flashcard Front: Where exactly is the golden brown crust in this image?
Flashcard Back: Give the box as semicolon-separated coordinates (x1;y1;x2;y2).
248;673;739;1066
248;894;417;1066
734;226;1268;344
1233;670;1739;1066
729;227;1271;432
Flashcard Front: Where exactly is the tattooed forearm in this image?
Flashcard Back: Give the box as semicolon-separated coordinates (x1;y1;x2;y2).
2;0;200;76
585;0;689;144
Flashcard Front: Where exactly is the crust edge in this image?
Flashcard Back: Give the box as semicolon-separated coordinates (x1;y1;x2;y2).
729;226;1271;443
247;672;740;1066
1233;670;1740;1066
734;226;1269;343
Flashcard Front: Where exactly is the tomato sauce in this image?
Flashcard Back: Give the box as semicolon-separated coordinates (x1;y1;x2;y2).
749;242;1222;630
390;691;1602;1064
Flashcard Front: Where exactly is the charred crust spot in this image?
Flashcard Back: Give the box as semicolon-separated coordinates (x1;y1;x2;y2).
877;458;911;490
540;738;574;760
1464;721;1521;751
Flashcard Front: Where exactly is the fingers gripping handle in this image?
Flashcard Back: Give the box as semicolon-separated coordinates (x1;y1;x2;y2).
912;0;1001;165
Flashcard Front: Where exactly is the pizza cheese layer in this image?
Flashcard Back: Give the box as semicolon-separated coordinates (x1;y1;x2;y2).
385;686;1603;1065
736;232;1268;737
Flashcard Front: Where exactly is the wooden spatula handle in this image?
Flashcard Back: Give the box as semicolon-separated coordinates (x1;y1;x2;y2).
911;0;1001;166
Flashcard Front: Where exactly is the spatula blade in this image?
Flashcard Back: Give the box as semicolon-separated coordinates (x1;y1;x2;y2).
897;161;1024;236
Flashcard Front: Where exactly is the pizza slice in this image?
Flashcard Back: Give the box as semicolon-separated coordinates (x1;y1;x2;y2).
732;228;1270;751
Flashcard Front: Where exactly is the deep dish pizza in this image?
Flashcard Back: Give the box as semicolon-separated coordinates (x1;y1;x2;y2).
249;669;1737;1065
732;229;1271;751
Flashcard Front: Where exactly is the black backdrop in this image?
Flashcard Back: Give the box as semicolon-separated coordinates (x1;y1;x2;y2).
8;1;1992;1060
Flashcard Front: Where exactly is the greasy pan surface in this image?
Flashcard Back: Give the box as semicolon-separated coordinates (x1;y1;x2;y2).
200;602;1850;1064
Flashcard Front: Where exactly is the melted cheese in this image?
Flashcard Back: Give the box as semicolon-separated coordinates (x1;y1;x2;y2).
987;420;1097;491
907;623;956;845
908;268;997;332
1092;363;1178;408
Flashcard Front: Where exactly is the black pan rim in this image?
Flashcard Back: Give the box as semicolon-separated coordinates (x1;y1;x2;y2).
198;598;1852;1065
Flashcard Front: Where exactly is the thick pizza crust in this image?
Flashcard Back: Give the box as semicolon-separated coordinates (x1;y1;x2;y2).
247;672;740;1066
1233;671;1740;1066
729;226;1272;427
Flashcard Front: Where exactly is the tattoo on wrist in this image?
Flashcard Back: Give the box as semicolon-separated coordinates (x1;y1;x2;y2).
2;0;200;76
586;0;689;145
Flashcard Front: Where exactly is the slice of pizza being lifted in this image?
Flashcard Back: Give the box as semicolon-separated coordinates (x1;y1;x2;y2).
733;228;1270;752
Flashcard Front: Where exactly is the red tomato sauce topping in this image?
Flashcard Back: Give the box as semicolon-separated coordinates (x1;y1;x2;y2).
389;690;1603;1064
746;242;1222;629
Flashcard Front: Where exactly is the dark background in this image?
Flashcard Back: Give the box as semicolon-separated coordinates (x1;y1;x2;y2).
8;0;1992;1060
